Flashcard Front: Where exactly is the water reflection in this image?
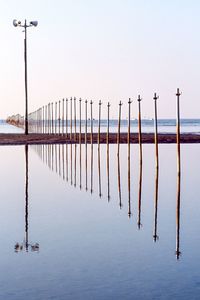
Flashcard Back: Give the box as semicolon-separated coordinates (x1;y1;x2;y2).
137;158;142;229
176;172;181;259
33;143;183;259
153;166;159;242
15;145;39;253
117;154;122;209
98;142;102;198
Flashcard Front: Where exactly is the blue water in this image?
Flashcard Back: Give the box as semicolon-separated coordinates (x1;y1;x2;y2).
0;122;200;299
0;120;23;133
3;119;200;134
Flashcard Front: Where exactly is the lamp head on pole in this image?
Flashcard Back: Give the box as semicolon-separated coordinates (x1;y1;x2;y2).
30;21;38;27
13;19;38;28
13;19;21;27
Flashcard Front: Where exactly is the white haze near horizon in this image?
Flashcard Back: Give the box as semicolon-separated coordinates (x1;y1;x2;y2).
0;0;200;120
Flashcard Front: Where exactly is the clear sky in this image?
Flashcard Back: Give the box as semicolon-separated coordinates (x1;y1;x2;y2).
1;0;200;119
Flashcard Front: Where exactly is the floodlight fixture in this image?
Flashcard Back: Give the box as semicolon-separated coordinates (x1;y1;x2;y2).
30;21;38;27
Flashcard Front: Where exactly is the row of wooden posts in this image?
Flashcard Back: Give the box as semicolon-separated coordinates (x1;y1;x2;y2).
33;102;182;259
31;88;182;259
27;88;181;149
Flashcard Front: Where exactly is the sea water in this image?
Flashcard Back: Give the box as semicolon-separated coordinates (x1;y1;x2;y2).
0;122;199;299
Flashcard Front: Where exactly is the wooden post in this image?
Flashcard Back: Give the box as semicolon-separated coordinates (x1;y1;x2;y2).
90;100;93;145
107;102;110;147
98;100;102;147
62;98;65;135
154;93;159;169
48;103;50;134
128;98;132;147
138;95;142;164
70;97;72;141
45;105;48;134
55;102;57;134
74;97;76;142
66;98;68;138
59;100;61;135
51;102;54;134
85;100;88;145
98;136;102;198
117;101;122;157
79;98;82;145
176;88;181;176
42;106;44;134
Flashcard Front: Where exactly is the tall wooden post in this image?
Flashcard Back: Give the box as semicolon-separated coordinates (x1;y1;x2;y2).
98;100;102;147
55;102;57;134
48;103;51;134
66;98;68;137
117;101;122;157
176;88;181;176
59;100;61;135
51;102;54;134
62;98;65;135
154;93;159;169
74;97;77;142
79;98;82;144
128;98;132;147
70;97;72;141
85;100;88;191
85;100;88;145
90;100;93;145
107;102;110;147
138;95;142;164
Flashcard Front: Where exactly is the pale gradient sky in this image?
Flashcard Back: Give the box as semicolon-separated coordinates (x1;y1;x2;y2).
0;0;200;119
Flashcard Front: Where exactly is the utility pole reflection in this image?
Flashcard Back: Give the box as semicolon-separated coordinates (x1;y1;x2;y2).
15;145;39;253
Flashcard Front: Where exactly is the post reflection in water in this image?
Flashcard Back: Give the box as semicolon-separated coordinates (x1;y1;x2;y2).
71;143;73;185
98;144;102;198
32;133;184;260
153;165;159;242
90;142;93;194
176;170;181;260
15;145;39;253
74;144;77;187
137;158;142;229
79;142;82;190
62;144;65;180
117;153;122;209
59;144;61;177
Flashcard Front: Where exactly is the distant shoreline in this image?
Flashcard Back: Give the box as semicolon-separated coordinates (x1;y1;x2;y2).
0;133;200;145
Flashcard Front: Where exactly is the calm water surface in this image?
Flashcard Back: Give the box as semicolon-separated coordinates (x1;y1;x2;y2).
0;130;200;299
